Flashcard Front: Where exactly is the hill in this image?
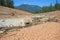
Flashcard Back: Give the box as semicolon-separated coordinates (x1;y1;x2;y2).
0;6;32;15
15;4;41;13
0;6;33;18
0;6;60;40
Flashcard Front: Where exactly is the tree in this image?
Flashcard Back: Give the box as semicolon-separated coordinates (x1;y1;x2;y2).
8;0;14;8
55;0;60;10
0;0;1;5
0;0;14;8
0;0;6;6
9;0;14;8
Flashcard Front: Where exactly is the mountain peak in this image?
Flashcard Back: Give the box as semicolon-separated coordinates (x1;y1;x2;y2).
15;4;41;13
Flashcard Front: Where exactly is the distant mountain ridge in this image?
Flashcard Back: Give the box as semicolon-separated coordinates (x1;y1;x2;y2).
15;4;41;13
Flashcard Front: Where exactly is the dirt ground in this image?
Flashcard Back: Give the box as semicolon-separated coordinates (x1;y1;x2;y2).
0;6;60;40
0;6;34;19
0;22;60;40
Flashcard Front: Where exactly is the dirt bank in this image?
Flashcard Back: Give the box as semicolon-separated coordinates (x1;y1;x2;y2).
0;22;60;40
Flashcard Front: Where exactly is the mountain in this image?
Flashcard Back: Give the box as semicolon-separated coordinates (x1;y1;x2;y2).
15;4;41;13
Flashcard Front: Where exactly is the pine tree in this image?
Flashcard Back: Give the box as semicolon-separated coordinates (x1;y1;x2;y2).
9;0;14;8
55;0;60;10
0;0;14;8
0;0;1;5
0;0;5;6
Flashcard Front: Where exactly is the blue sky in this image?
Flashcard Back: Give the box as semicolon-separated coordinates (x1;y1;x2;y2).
13;0;60;7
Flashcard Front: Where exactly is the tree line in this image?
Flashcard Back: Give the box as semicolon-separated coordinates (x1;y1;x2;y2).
0;0;60;13
35;0;60;13
39;3;60;13
0;0;14;8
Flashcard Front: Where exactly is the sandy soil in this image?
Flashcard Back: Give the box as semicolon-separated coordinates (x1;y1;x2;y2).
0;6;32;15
0;6;34;19
48;11;60;18
0;22;60;40
0;6;60;40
